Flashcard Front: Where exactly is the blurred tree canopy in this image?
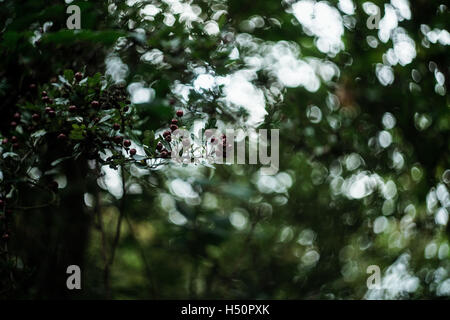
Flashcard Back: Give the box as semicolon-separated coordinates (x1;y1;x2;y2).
0;0;449;299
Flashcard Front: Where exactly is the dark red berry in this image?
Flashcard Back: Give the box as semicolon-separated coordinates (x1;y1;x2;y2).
91;100;100;108
45;107;53;113
10;121;18;128
41;91;48;97
48;110;56;118
129;148;137;156
74;72;83;82
32;113;40;121
211;137;216;143
165;135;172;142
123;140;131;147
48;98;54;104
163;130;171;137
13;112;21;120
13;143;20;149
169;99;176;105
68;105;77;113
42;96;50;103
170;124;178;132
171;119;178;125
29;83;36;90
113;123;120;130
11;136;18;143
113;136;123;144
176;110;183;117
2;138;8;144
156;142;163;151
161;150;169;158
57;133;67;141
2;233;9;240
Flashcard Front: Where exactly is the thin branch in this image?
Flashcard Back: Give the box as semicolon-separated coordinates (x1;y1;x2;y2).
125;216;157;298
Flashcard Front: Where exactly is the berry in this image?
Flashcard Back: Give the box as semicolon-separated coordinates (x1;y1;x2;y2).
169;99;176;105
2;233;9;240
161;150;169;158
11;136;18;143
165;135;172;142
2;138;8;144
171;119;178;125
45;107;53;114
211;137;216;144
75;72;83;82
123;106;129;112
42;95;50;103
48;98;54;104
176;110;183;117
91;100;100;108
13;143;20;149
29;83;36;90
156;142;163;151
32;113;40;121
13;112;21;120
10;121;18;128
57;133;67;141
48;110;56;118
170;124;178;132
113;136;123;144
113;123;120;130
68;105;77;113
41;91;48;97
123;140;131;147
129;148;137;156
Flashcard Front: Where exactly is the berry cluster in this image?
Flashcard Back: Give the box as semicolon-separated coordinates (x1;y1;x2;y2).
0;70;136;231
158;109;184;158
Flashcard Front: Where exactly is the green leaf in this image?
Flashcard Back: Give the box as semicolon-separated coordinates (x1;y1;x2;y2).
64;69;74;83
88;72;102;87
51;156;73;167
132;155;147;161
31;129;47;139
2;152;19;159
98;114;112;124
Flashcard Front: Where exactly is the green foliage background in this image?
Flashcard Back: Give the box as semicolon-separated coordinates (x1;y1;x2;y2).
0;0;449;299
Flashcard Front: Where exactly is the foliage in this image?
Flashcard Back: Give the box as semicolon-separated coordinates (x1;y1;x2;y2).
0;0;449;299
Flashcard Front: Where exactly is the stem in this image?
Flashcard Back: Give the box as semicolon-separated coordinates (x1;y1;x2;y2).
95;192;111;299
104;164;127;299
125;216;157;298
